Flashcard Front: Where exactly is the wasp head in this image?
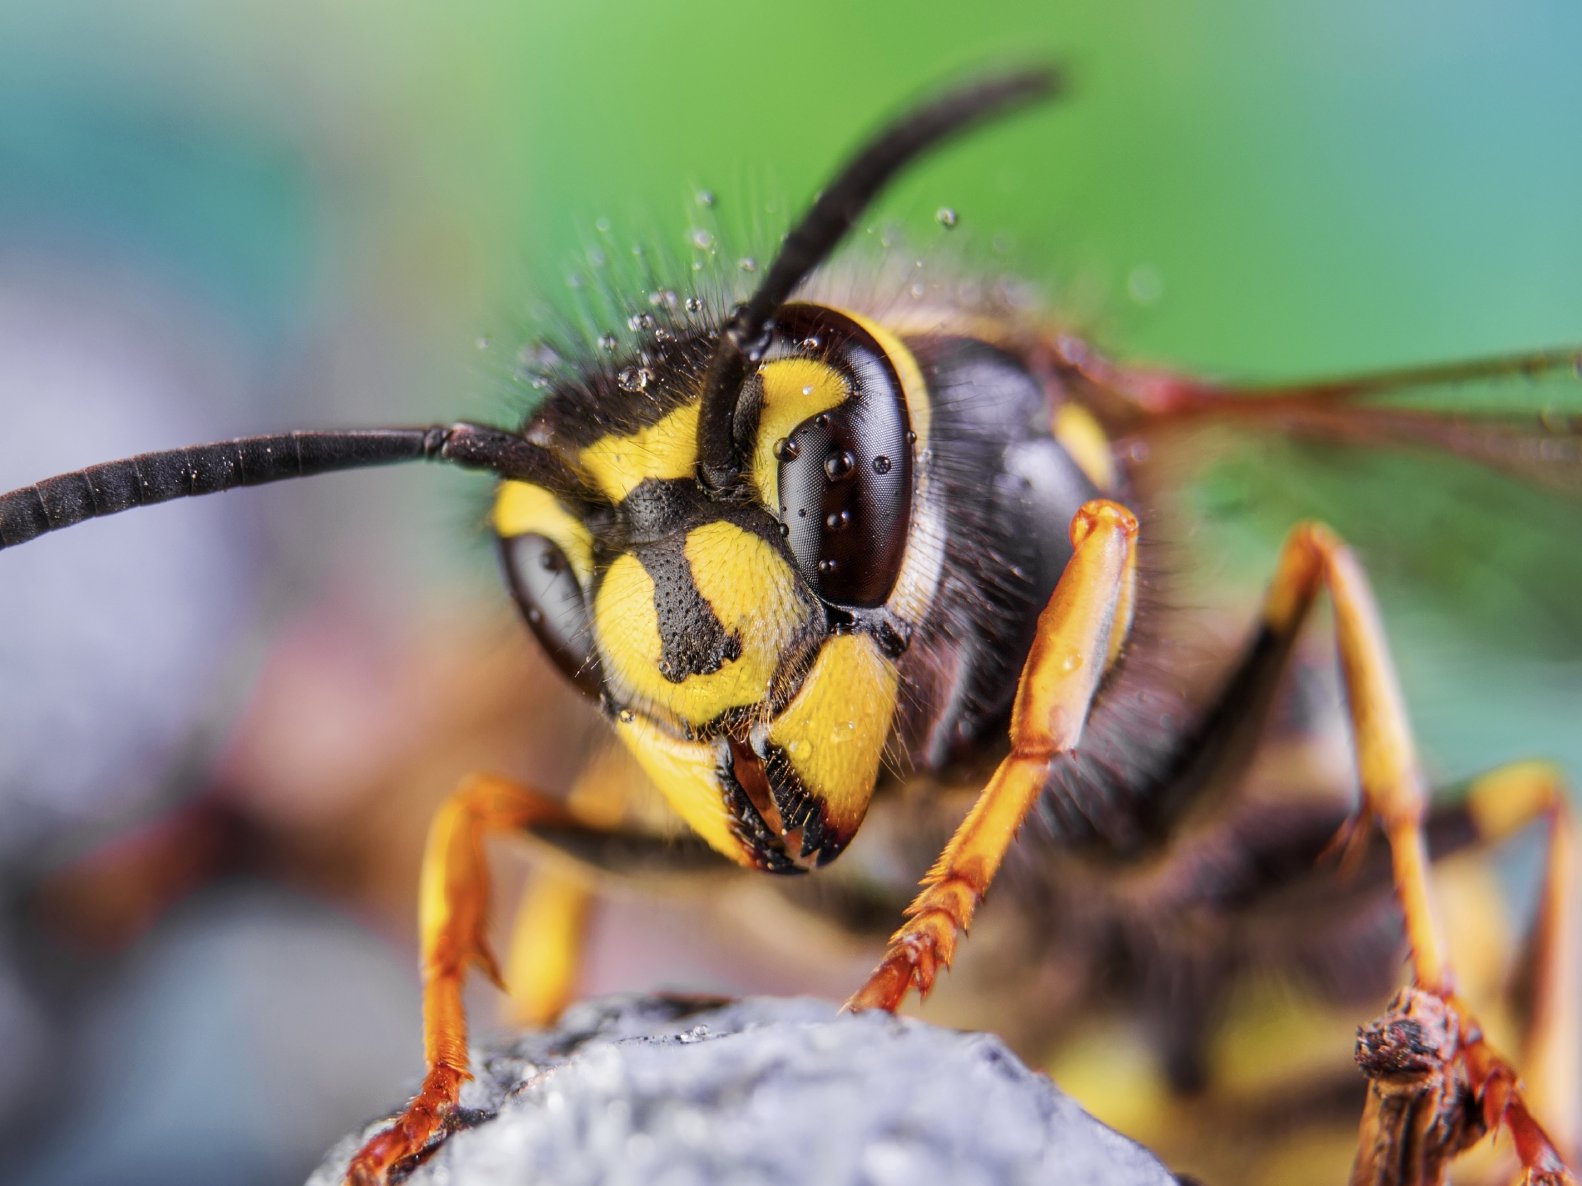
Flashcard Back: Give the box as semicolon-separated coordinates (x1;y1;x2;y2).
494;303;940;872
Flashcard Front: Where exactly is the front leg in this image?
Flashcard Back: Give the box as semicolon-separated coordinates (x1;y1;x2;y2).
847;499;1139;1012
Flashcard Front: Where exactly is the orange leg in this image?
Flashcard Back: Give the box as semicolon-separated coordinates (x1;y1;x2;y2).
1250;523;1574;1185
345;773;584;1186
846;498;1139;1012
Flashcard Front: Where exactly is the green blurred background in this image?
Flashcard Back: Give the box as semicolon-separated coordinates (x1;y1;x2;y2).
0;1;1578;1183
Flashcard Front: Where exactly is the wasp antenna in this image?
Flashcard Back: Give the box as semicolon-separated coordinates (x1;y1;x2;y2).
694;64;1063;496
0;422;571;550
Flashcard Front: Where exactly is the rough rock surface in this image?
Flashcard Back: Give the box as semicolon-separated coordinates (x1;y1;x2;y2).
311;995;1181;1186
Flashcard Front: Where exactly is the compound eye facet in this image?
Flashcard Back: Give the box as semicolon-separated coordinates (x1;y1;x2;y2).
501;532;601;696
773;315;914;609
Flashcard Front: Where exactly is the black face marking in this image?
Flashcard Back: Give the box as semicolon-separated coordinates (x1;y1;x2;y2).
769;308;914;609
637;539;742;684
500;533;601;697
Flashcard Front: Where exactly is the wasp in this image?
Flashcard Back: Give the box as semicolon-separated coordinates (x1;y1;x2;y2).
2;68;1577;1186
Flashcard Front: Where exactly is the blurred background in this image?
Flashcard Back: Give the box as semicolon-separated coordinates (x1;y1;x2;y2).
1;1;1579;1184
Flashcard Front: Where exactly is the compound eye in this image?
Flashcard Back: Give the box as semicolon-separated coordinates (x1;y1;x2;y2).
775;329;913;609
501;533;601;696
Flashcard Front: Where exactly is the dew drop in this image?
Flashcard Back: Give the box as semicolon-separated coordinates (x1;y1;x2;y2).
597;333;619;353
817;558;839;575
823;450;856;481
813;413;832;430
738;256;757;273
617;365;652;393
905;430;918;445
773;437;800;461
685;296;704;313
801;335;821;350
935;206;958;229
871;454;892;475
696;189;717;209
688;227;716;251
618;708;636;724
778;522;790;538
801;384;815;397
825;509;851;532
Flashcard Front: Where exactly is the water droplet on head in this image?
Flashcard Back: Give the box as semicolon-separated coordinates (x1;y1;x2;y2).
871;455;892;475
817;558;838;575
773;437;800;461
823;450;855;481
935;207;958;229
813;413;831;430
801;385;815;397
801;335;821;350
618;708;636;724
597;333;619;353
688;227;716;251
617;365;652;393
905;430;918;445
685;296;703;313
777;522;790;538
824;509;851;532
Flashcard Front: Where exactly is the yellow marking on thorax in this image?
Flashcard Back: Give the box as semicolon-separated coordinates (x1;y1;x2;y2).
612;712;751;865
1053;403;1118;492
491;481;594;578
592;521;810;727
750;357;848;507
578;401;701;503
766;633;898;836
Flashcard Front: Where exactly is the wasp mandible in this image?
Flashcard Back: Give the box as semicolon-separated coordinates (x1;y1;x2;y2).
1;68;1576;1186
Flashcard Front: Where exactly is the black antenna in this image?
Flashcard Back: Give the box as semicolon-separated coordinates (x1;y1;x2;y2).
0;422;574;550
694;65;1063;496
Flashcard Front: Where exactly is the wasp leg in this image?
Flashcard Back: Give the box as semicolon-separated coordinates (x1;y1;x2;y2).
847;499;1140;1012
503;866;594;1029
1442;762;1577;1179
1244;523;1574;1185
343;774;576;1184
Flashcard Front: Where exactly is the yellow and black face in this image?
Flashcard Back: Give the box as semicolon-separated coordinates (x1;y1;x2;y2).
493;303;944;872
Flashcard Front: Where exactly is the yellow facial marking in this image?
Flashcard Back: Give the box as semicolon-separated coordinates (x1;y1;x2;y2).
750;357;849;507
767;633;898;836
491;481;594;578
578;401;701;503
592;521;811;727
613;712;751;865
1053;403;1117;492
